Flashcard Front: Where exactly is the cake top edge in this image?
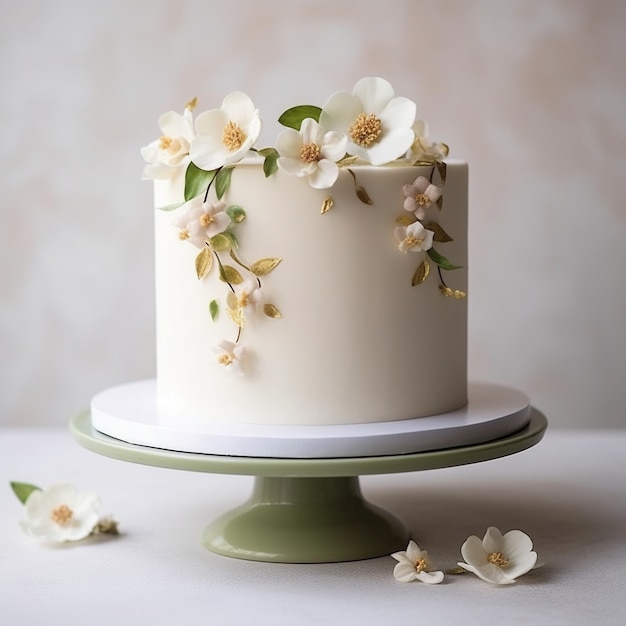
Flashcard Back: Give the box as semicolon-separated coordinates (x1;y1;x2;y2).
141;76;454;198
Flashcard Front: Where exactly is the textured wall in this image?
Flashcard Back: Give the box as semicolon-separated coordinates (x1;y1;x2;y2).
1;0;625;427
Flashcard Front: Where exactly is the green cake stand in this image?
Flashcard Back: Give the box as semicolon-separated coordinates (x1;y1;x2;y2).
70;408;547;563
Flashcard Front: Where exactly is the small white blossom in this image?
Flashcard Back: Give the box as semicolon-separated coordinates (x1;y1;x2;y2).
403;176;442;219
319;77;416;165
457;527;538;585
141;104;195;180
190;91;261;171
391;540;444;584
226;279;264;320
173;197;231;248
214;340;246;374
276;118;347;189
19;484;101;543
406;120;449;165
394;221;435;253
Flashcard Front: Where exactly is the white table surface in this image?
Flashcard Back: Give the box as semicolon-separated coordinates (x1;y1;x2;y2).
1;426;625;626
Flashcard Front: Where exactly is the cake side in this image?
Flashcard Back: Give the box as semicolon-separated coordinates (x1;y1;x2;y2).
155;159;467;425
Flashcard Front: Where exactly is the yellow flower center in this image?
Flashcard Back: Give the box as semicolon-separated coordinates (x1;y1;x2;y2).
349;112;383;147
415;557;429;573
51;504;73;526
405;235;424;248
415;193;432;208
237;292;250;308
178;229;190;241
300;142;321;163
217;353;234;366
159;136;173;150
222;121;246;152
200;213;214;227
488;552;509;567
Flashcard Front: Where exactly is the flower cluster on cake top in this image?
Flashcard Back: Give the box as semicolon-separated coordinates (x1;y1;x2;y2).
141;78;464;373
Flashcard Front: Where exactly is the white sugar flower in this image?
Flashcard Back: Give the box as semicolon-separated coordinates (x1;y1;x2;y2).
174;197;231;248
395;221;435;253
403;175;442;219
457;527;538;585
19;484;101;543
406;120;449;165
190;92;261;171
227;279;264;320
319;77;416;165
141;101;196;180
391;540;444;584
214;340;246;374
276;118;348;189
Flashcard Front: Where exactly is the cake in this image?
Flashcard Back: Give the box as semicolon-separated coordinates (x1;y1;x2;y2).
141;77;468;427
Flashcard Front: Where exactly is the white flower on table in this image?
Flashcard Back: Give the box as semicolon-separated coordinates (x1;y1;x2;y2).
226;279;264;321
174;197;231;248
457;526;538;585
319;77;416;165
394;221;435;253
391;540;444;584
276;118;348;189
403;175;442;220
406;120;449;165
141;101;196;180
19;484;101;543
190;91;261;171
214;340;246;374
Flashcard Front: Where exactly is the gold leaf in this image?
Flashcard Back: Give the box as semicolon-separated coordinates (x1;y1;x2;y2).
250;257;282;276
185;97;198;111
210;233;232;251
436;195;444;211
356;186;373;205
263;303;283;319
227;306;246;327
321;197;334;214
229;248;251;271
195;248;213;280
219;264;244;285
436;160;447;184
439;285;454;298
395;214;416;226
411;259;430;286
424;221;453;243
452;289;467;300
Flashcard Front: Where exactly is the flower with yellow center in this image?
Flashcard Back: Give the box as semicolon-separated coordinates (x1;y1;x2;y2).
19;484;101;543
319;77;416;165
403;175;442;219
276;118;347;189
394;221;435;254
190;91;261;171
173;197;231;249
457;526;539;585
214;340;246;374
226;279;264;321
391;540;444;584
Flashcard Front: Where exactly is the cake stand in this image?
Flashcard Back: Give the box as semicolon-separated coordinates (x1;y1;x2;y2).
70;405;547;564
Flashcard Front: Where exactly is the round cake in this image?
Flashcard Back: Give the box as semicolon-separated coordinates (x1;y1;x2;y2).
144;77;468;427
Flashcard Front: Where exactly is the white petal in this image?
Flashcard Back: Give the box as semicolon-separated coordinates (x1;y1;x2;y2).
300;117;322;144
319;91;363;133
365;128;415;165
276;128;303;158
505;551;538;580
352;77;395;113
378;96;417;130
501;529;534;561
404;540;422;562
483;526;505;553
460;534;488;565
416;570;444;585
308;160;339;189
393;562;418;582
277;157;309;178
457;562;515;585
194;108;228;135
221;91;256;126
320;131;348;162
159;110;193;140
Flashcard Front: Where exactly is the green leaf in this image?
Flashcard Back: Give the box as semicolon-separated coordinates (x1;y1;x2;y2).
226;205;246;223
156;202;184;212
257;147;279;177
209;299;219;321
278;105;322;130
184;162;217;202
210;233;233;252
10;481;41;505
427;248;463;271
215;166;235;200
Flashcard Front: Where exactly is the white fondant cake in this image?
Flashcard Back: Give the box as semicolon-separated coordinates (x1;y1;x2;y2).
142;77;468;427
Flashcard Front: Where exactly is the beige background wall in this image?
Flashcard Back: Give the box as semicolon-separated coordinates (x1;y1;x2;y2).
1;0;625;428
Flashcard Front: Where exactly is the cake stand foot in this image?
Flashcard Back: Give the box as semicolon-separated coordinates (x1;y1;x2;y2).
201;476;410;563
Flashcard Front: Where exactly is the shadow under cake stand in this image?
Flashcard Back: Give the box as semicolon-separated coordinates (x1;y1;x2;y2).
70;381;547;563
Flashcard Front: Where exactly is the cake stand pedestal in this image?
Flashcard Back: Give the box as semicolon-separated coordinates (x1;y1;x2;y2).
70;408;547;563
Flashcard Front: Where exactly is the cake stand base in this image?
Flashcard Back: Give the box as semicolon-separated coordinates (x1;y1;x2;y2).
70;408;547;563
